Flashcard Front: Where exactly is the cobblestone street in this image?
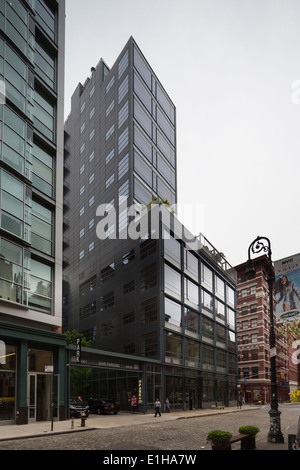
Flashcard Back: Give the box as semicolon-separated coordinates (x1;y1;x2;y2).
0;405;299;451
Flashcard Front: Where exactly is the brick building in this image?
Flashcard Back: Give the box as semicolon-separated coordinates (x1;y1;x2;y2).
235;255;296;404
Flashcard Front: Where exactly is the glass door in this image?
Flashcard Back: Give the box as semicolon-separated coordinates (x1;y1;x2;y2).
28;373;52;421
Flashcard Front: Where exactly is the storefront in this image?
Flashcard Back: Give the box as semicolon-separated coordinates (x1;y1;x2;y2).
0;321;66;425
67;346;238;413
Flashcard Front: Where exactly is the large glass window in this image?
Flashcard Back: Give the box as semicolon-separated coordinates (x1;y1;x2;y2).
201;264;213;290
0;237;26;304
33;88;55;142
0;344;16;421
201;290;214;317
184;307;199;334
185;339;200;365
164;264;181;297
31;200;53;255
28;258;52;314
165;297;182;327
185;278;199;306
165;332;182;363
202;316;214;344
164;232;181;264
31;141;54;197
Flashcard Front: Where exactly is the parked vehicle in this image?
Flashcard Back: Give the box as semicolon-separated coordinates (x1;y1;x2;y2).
70;397;90;418
92;399;120;415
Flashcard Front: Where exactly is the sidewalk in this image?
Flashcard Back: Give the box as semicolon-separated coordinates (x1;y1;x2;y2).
0;405;290;450
0;405;258;441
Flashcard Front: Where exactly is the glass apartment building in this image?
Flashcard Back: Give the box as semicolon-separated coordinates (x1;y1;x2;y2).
64;37;238;412
0;0;66;425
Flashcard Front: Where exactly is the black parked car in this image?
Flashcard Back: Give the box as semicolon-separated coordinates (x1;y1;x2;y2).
70;398;90;418
92;399;120;415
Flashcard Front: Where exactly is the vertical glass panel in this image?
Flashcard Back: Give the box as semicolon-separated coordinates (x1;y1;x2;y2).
164;297;182;327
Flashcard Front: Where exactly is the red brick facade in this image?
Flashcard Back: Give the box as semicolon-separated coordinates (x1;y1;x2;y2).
235;255;298;404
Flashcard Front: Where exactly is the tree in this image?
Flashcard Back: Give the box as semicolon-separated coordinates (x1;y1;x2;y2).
64;330;92;398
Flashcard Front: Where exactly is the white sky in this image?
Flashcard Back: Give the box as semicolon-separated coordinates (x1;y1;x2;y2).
64;0;300;267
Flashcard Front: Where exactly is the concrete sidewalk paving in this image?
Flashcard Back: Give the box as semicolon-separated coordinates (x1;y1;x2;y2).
0;405;260;442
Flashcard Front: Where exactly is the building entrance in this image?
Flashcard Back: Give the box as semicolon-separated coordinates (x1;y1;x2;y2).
28;374;51;421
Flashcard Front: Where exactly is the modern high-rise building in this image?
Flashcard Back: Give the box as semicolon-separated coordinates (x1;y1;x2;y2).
0;0;66;425
64;37;238;412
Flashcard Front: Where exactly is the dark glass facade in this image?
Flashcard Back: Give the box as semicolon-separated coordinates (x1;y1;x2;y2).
64;37;238;412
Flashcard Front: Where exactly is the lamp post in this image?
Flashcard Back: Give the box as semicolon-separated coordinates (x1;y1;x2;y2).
245;236;284;443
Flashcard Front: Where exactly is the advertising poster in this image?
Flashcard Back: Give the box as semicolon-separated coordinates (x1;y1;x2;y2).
274;253;300;323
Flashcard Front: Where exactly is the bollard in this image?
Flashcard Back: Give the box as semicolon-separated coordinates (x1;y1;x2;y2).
71;418;74;429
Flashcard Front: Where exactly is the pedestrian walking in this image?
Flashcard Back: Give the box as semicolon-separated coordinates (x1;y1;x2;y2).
165;397;170;413
154;398;161;417
237;397;242;409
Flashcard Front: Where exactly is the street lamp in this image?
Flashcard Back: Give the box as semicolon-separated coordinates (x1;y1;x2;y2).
246;236;284;443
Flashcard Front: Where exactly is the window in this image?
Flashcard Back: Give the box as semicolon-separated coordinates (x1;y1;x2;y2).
185;308;199;334
89;173;95;184
185;278;199;305
118;127;129;154
118;153;129;179
106;124;114;141
164;264;181;297
141;263;157;291
28;258;52;314
241;288;247;297
89;129;95;141
118;101;128;128
31;200;53;255
90;107;95;119
201;290;213;316
106;100;114;117
250;285;256;295
80;144;85;157
90;85;95;98
106;174;114;189
106;148;114;165
118;75;128;103
88;241;94;252
140;297;157;324
100;263;115;283
201;264;213;290
79;250;84;260
185;251;198;277
118;49;128;79
165;297;182;327
123;280;135;295
106;76;114;94
165;332;182;362
122;249;135;265
101;291;114;310
164;233;181;264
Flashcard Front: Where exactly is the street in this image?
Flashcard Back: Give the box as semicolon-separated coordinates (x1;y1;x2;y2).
0;404;299;452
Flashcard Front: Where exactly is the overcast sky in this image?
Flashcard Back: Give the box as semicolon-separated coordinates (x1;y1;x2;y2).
64;0;300;267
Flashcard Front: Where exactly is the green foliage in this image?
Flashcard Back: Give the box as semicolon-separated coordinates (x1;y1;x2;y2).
238;425;259;436
278;321;300;345
206;430;232;446
64;329;92;399
64;329;92;347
